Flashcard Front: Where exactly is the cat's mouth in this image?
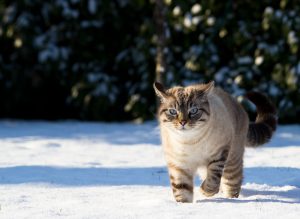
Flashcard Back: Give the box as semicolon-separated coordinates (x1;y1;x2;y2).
178;126;188;130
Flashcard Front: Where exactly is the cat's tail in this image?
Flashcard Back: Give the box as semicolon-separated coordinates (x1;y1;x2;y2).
245;91;277;147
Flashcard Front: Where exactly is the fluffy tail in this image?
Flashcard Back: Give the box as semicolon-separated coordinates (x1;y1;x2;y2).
245;91;277;147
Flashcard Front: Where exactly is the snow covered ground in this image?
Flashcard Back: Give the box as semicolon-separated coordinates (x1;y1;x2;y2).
0;121;300;218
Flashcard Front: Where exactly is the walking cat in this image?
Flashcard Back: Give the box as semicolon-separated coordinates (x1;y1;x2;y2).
153;81;276;202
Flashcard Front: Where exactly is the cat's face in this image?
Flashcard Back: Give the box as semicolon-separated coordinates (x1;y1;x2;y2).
154;82;214;132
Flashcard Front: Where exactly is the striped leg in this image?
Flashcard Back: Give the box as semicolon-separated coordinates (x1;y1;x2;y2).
168;163;194;203
200;149;228;197
221;152;243;198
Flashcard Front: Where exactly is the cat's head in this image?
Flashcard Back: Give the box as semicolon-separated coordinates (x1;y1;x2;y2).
153;81;214;131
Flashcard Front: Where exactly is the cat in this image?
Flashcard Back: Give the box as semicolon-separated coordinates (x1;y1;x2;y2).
153;81;277;203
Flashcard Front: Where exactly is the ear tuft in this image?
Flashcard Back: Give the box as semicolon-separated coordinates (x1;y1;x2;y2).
153;82;168;101
204;81;215;94
153;82;164;93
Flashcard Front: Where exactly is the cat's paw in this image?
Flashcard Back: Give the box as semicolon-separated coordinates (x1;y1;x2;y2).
173;191;193;203
175;196;193;203
200;180;219;197
223;190;240;198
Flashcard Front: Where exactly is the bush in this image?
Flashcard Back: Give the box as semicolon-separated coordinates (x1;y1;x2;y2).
0;0;299;123
165;0;300;123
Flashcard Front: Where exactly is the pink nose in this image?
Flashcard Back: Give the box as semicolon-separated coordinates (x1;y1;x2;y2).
180;120;187;126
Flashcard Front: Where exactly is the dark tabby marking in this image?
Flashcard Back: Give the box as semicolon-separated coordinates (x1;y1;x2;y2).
246;92;277;147
171;182;193;192
201;149;229;197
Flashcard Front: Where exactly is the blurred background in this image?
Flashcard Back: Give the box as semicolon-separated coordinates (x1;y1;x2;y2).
0;0;299;123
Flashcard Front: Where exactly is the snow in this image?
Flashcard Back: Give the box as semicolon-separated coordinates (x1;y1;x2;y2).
237;56;253;65
56;0;79;19
183;14;192;28
173;6;182;17
0;121;300;218
288;31;298;45
191;4;202;15
264;6;274;15
88;0;97;14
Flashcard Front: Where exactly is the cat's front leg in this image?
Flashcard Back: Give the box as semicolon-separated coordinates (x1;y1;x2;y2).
200;149;228;197
221;151;243;198
168;163;194;203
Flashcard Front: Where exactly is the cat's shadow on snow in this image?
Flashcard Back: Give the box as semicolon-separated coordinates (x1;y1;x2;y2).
199;166;300;204
196;187;300;204
198;167;300;204
0;166;299;203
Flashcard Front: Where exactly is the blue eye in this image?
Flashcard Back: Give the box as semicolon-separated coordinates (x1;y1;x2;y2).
169;108;177;115
189;107;198;115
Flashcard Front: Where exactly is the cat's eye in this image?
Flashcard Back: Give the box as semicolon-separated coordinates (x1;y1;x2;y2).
189;107;199;115
169;108;177;115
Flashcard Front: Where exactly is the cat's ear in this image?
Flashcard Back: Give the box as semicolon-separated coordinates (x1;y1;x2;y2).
203;81;215;94
196;81;214;99
153;82;168;102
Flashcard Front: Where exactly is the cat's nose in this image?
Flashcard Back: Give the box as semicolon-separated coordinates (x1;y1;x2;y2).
180;120;187;126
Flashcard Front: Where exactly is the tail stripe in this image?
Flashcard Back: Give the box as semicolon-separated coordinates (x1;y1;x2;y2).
246;92;277;147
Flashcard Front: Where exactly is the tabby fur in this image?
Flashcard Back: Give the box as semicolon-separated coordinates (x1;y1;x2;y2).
153;81;277;202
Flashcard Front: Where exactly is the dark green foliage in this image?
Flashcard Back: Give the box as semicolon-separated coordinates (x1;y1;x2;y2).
0;0;299;123
0;0;156;121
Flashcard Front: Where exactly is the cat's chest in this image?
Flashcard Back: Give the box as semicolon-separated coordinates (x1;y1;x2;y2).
165;132;214;164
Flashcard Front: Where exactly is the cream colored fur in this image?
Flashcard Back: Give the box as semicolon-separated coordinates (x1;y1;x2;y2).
155;82;249;202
